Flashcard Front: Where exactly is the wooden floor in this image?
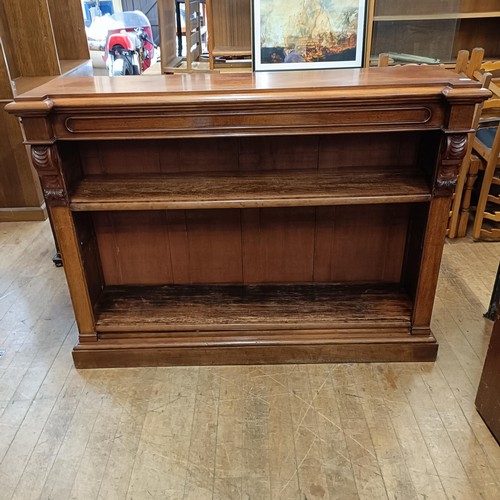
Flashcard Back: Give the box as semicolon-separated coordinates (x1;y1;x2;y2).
0;220;499;500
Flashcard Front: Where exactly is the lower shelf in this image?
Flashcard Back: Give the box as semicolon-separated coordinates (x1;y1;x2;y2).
72;284;438;367
95;283;412;333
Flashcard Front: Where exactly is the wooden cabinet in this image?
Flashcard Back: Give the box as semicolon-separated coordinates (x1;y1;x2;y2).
476;300;500;442
0;0;91;221
366;0;500;66
6;67;488;368
206;0;251;69
158;0;183;71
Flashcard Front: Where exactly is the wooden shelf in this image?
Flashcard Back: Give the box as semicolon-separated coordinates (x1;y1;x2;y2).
95;283;413;336
367;2;500;67
70;167;431;211
212;46;251;57
59;59;93;77
374;12;500;21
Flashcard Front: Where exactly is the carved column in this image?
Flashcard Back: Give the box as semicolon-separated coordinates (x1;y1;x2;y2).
30;144;68;266
30;145;68;207
434;132;468;197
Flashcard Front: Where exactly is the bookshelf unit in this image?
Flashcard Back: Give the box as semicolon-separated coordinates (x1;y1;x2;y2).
6;67;488;368
366;0;500;66
0;0;91;221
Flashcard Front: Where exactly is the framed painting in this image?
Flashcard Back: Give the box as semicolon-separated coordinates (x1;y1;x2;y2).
252;0;367;72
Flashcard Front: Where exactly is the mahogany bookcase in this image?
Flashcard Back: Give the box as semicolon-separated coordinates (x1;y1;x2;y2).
6;67;489;368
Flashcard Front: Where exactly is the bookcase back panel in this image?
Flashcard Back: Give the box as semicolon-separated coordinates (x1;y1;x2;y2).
77;132;422;177
93;204;410;286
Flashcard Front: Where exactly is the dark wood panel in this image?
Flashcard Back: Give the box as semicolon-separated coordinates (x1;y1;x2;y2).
402;204;429;303
78;133;426;177
0;3;18;82
92;205;415;286
454;18;500;59
70;167;432;211
93;211;175;285
476;308;500;443
371;20;457;62
49;206;96;339
73;340;439;368
241;208;316;283
0;104;44;209
158;0;182;69
411;196;451;330
2;0;60;76
95;209;244;285
239;135;319;170
159;137;238;173
314;205;409;283
208;0;251;51
73;212;104;309
319;132;422;169
92;141;162;175
0;39;14;100
178;209;243;283
95;283;412;332
79;138;239;175
46;0;89;61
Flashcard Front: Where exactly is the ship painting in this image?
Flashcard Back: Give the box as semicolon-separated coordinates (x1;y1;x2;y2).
253;0;366;71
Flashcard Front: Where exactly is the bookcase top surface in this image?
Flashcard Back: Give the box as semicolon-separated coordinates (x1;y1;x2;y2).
10;66;483;103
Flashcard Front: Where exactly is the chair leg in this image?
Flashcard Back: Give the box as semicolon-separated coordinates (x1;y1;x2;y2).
449;153;470;238
457;156;481;237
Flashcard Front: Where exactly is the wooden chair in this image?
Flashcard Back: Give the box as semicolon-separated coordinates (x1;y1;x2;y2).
378;49;491;239
471;65;500;240
183;0;203;70
448;48;489;238
162;0;206;73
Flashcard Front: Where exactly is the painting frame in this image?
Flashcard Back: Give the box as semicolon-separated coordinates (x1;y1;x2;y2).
252;0;367;72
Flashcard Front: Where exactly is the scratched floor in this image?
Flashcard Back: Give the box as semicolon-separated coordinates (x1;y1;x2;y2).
0;220;499;500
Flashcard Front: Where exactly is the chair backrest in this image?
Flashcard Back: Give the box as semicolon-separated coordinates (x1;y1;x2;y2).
185;0;202;67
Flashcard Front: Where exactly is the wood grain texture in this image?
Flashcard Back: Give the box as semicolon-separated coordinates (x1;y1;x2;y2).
314;204;409;283
241;207;316;283
0;206;47;221
94;283;412;332
9;66;487;102
0;39;13;101
0;2;18;82
0;104;45;210
412;196;452;330
476;306;500;442
158;0;183;70
49;206;96;341
206;0;251;69
91;205;412;286
1;220;499;497
70;168;432;211
8;66;487;366
46;0;89;61
1;0;60;77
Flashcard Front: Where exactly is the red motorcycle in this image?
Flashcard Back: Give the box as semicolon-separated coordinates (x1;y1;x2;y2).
104;11;156;75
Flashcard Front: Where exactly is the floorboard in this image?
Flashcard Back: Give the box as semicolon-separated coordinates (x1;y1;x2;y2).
0;220;498;500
